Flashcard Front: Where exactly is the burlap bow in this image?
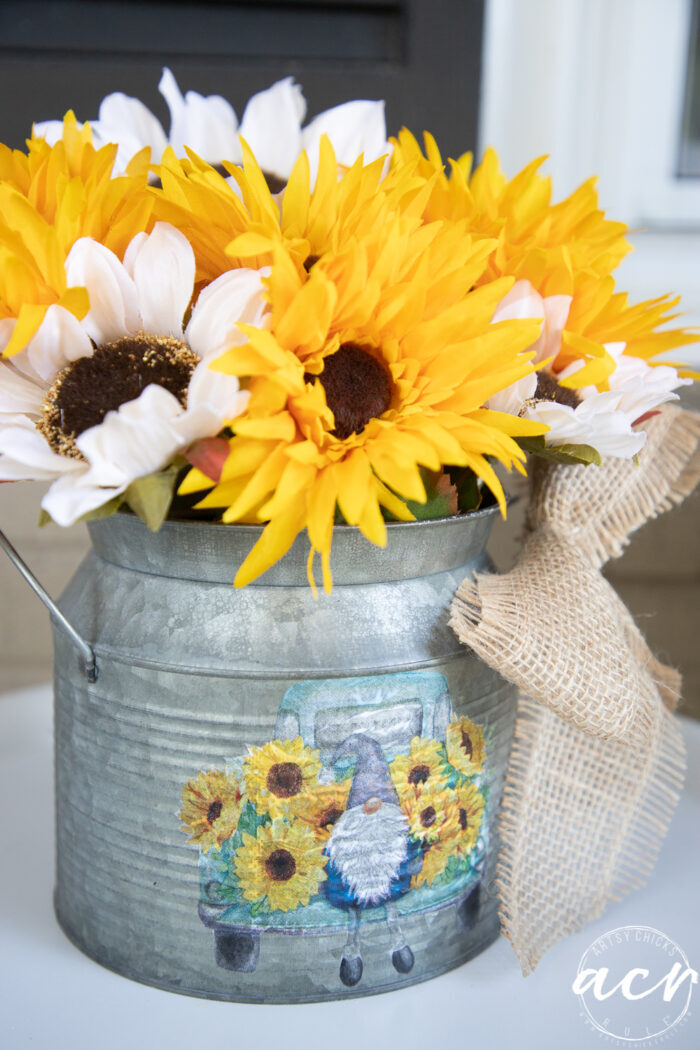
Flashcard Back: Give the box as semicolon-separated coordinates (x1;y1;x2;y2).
450;405;700;975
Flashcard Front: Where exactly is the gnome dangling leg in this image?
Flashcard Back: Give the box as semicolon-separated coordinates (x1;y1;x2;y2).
323;733;420;986
385;902;415;974
339;907;363;987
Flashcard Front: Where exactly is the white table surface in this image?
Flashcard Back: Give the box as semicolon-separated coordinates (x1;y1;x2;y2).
1;685;698;1050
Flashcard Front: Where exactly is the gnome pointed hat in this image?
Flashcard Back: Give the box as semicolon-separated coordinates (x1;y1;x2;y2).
332;733;399;808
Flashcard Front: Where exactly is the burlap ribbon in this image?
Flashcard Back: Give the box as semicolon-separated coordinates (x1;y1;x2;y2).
449;405;700;975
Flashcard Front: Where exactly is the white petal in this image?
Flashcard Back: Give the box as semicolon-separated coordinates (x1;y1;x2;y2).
573;390;626;419
611;369;688;421
14;304;93;385
524;398;646;458
540;294;572;361
76;385;185;482
564;348;691;425
0;317;15;354
239;77;305;178
492;280;544;324
186;267;269;359
176;360;249;444
122;232;149;275
486;372;537;415
590;425;647;458
523;401;591;444
159;67;238;163
41;471;124;526
492;279;547;362
126;224;195;337
32;120;74;146
603;341;627;364
158;68;186;138
0;360;44;419
93;92;168;169
65;238;141;344
302;99;389;184
0;426;82;481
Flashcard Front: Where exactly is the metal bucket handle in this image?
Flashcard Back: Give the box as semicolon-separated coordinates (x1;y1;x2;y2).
0;528;97;682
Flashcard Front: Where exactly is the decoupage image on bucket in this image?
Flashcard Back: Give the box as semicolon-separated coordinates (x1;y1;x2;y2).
180;673;489;991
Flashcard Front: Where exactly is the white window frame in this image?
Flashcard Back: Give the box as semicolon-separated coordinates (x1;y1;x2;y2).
480;0;700;226
479;0;700;363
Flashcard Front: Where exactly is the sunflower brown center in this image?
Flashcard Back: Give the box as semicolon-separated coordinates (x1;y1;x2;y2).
408;764;431;786
212;162;286;194
459;808;468;831
308;342;393;441
266;761;303;798
320;806;344;829
207;800;223;825
534;370;580;409
263;171;287;194
38;334;199;459
460;730;473;759
420;805;437;828
265;848;297;881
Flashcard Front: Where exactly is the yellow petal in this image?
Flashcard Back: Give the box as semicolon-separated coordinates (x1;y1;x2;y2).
3;303;48;357
234;505;307;587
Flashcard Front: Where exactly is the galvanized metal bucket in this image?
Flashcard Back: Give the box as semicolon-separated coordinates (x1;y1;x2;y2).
8;508;516;1002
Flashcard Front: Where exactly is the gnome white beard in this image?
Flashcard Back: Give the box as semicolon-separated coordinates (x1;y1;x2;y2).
326;803;409;905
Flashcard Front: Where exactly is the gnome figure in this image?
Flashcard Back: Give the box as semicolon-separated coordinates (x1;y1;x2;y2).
324;732;422;987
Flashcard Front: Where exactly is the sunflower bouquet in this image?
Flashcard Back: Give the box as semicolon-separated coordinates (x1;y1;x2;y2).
0;70;696;593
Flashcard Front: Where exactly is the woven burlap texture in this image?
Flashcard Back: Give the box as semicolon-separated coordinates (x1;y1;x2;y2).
449;405;700;975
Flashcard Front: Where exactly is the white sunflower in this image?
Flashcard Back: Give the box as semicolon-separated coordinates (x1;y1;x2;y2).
0;222;267;525
486;279;690;458
35;69;391;187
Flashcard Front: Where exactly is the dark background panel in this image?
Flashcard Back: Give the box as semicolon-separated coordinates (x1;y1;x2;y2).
0;0;484;159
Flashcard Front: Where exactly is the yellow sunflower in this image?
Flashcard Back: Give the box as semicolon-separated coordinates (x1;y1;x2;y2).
294;779;351;841
392;130;630;289
556;274;699;389
181;171;546;588
153;135;423;286
0;113;154;358
411;840;453;889
242;737;322;818
391;131;697;390
449;782;486;858
390;737;449;797
445;715;486;778
179;769;246;853
400;784;461;845
234;818;328;911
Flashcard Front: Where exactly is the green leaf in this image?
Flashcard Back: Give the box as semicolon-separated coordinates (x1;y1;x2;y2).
219;903;243;920
218;834;240;861
218;879;242;903
432;852;461;886
123;462;182;531
250;895;269;917
80;495;126;522
449;467;483;514
551;443;603;465
237;801;264;838
404;468;459;521
517;435;602;466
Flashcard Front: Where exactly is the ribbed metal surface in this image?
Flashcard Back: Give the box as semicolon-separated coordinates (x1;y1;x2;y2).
53;511;516;1002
